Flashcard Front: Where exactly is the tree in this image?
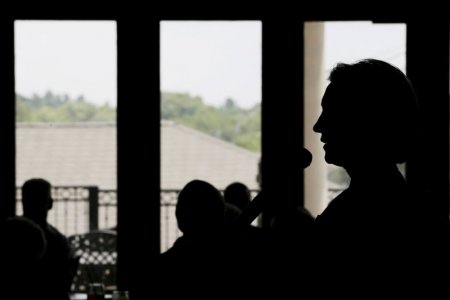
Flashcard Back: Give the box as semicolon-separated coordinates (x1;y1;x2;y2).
16;91;116;123
16;90;261;152
161;92;261;152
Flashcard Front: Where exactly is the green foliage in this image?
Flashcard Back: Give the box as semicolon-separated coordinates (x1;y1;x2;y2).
327;165;350;187
17;90;260;152
16;92;115;123
161;92;261;152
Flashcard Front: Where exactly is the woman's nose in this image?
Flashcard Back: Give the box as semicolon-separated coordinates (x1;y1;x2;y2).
313;114;323;133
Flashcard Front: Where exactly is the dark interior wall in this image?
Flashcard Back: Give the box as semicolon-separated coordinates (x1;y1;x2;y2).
0;18;16;220
116;18;160;294
261;20;305;226
406;21;450;224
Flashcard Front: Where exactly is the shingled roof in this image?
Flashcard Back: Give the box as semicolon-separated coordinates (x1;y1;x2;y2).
16;121;260;190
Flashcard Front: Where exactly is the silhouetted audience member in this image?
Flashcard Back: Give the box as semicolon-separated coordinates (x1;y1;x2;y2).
223;201;242;227
224;182;252;212
157;180;229;296
268;205;315;290
223;187;268;288
0;216;47;299
313;59;431;292
227;169;315;295
223;180;267;245
223;181;253;229
270;206;315;244
21;178;75;300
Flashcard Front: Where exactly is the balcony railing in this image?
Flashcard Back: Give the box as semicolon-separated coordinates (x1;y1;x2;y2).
16;186;343;251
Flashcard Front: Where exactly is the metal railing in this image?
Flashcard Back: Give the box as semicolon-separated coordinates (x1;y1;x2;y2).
16;186;344;251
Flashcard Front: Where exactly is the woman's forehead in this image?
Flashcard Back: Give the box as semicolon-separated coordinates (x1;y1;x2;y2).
322;83;341;106
322;82;357;107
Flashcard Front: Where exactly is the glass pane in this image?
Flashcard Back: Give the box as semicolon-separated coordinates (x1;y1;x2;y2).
160;21;262;251
15;20;117;293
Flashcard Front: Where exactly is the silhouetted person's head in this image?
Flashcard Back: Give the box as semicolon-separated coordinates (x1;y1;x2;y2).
224;182;251;212
0;216;47;264
176;180;225;237
313;59;419;170
22;178;53;226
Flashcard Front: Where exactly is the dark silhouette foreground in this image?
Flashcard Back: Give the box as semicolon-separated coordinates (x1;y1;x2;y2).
313;59;445;294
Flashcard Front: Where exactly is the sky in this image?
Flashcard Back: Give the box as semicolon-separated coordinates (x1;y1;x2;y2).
15;21;117;106
15;21;405;109
324;22;405;73
161;21;262;109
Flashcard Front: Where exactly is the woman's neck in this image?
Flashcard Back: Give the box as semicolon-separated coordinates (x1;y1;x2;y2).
346;163;403;188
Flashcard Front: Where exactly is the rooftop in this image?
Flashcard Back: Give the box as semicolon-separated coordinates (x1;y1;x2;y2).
17;121;260;190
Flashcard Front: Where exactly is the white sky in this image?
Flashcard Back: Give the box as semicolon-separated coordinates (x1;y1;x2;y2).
324;22;405;73
15;21;117;106
14;21;405;109
161;21;262;109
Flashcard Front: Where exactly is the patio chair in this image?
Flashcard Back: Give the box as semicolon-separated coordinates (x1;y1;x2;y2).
68;229;117;292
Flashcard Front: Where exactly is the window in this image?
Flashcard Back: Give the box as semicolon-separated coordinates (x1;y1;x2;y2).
15;20;118;292
160;21;261;251
304;21;406;216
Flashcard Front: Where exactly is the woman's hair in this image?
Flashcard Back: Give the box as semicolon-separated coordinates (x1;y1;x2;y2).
328;58;420;163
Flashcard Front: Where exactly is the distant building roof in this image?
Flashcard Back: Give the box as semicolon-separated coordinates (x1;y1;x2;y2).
17;121;260;190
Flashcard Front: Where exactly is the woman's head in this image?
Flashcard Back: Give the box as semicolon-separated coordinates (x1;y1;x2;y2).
313;59;420;167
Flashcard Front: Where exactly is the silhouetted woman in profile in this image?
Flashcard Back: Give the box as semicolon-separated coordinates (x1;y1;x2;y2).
313;59;426;292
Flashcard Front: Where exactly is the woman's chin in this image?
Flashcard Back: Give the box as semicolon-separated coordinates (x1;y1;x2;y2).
324;152;344;167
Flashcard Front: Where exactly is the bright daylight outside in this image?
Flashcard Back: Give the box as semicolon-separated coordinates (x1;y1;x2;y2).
15;20;118;294
160;21;262;251
160;21;406;250
304;21;406;216
12;19;406;297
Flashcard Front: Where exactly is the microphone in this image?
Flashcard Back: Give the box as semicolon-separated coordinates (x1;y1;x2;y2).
301;147;313;169
234;148;313;228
